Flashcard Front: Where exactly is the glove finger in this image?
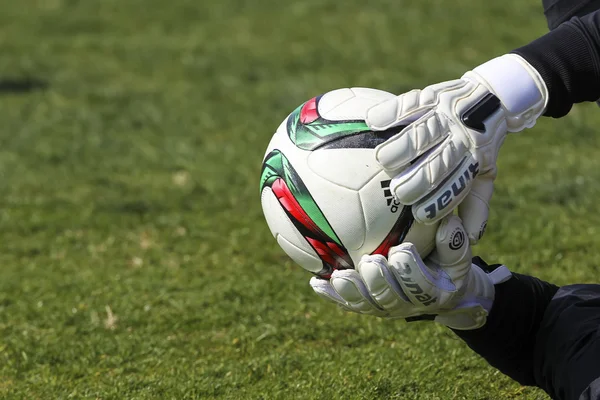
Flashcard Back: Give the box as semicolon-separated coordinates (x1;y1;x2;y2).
309;276;346;306
427;215;472;282
329;269;388;316
407;151;477;221
367;79;467;129
374;111;449;172
458;175;495;244
388;243;456;310
366;90;433;132
309;277;371;315
357;254;412;313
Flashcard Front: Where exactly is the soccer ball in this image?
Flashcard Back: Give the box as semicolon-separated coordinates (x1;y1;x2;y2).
259;88;439;278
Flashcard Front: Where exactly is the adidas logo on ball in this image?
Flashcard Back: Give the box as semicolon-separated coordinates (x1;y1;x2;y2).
381;180;401;213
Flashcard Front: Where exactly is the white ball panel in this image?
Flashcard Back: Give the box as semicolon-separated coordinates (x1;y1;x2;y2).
358;170;398;253
277;234;322;274
303;176;366;251
261;187;321;273
350;87;397;101
320;88;395;121
317;88;356;116
307;149;380;191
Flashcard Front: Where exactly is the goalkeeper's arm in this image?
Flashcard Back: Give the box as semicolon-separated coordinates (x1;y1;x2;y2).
452;259;600;400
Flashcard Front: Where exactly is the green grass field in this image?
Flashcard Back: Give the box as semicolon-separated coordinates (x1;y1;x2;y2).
2;0;600;398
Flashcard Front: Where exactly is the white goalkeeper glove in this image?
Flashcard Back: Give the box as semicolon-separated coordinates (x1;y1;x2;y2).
366;54;548;243
310;216;511;330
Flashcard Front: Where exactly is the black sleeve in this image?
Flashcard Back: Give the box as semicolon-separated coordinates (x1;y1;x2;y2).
511;9;600;118
452;259;600;400
579;377;600;400
451;263;559;386
533;284;600;400
543;0;600;30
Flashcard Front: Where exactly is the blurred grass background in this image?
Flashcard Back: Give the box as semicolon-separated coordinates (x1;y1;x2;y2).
2;0;600;398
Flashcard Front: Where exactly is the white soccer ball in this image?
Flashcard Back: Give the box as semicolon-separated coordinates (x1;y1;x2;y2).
260;88;439;278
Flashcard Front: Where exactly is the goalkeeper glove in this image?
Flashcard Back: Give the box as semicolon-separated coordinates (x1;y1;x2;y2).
366;54;548;243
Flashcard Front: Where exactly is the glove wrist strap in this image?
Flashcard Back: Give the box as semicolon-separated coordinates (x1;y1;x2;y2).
465;54;549;131
434;264;512;330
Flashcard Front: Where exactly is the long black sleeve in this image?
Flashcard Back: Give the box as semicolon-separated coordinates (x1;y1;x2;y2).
533;285;600;399
452;258;600;400
512;9;600;118
543;0;600;30
452;266;559;386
